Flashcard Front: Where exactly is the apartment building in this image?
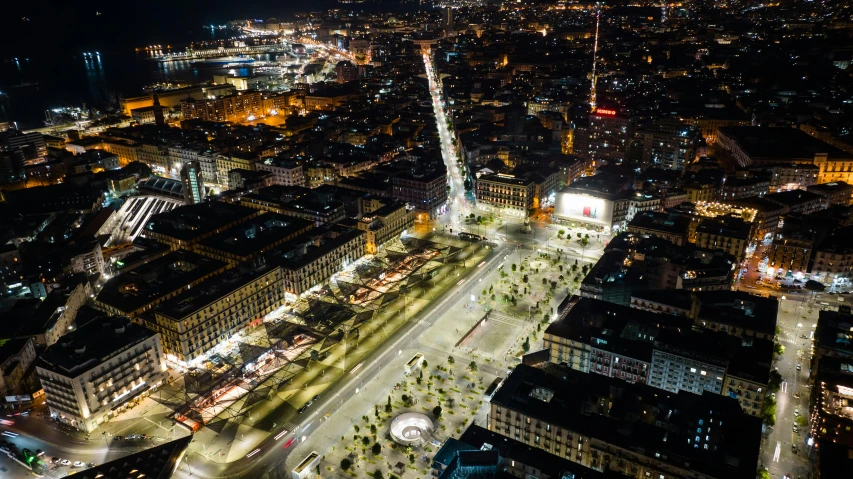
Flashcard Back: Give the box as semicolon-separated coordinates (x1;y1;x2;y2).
168;146;218;183
95;250;228;319
256;158;306;186
0;338;37;397
391;165;447;221
694;214;753;265
151;264;283;363
216;153;259;184
195;214;314;265
544;297;773;417
351;198;413;254
272;226;366;296
143;202;259;251
240;186;347;226
36;317;167;432
489;364;761;479
476;173;536;214
180;91;264;123
808;181;853;207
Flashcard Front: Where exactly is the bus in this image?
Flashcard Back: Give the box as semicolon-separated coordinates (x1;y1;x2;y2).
458;232;485;242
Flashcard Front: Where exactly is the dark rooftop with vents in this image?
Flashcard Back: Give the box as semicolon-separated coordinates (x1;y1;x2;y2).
38;316;158;377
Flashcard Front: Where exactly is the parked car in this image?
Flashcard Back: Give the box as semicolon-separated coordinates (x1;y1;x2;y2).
51;457;60;463
793;424;799;433
297;405;308;414
794;408;800;417
60;459;71;466
796;364;802;371
73;461;86;467
113;435;122;441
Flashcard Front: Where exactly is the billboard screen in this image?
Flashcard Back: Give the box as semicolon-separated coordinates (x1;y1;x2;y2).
554;192;614;228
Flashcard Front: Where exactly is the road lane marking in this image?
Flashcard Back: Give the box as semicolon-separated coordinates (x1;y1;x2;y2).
773;442;780;462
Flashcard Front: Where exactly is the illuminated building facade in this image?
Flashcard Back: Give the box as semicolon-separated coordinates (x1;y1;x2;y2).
152;265;283;363
36;317;167;432
475;174;536;215
588;109;632;166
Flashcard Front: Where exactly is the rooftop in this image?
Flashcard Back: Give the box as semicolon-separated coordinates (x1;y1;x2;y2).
197;214;314;259
144;202;259;243
72;436;191;479
38;316;157;377
97;250;227;315
491;364;762;479
155;264;279;322
627;211;691;238
719;126;853;161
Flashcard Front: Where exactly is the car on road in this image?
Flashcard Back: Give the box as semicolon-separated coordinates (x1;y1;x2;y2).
796;364;802;371
73;461;86;467
60;459;71;466
283;438;295;449
113;435;122;441
297;404;308;414
312;394;320;402
51;457;60;463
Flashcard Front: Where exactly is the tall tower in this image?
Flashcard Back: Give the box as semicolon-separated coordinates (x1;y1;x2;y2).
152;92;166;127
590;9;601;112
444;7;454;29
180;161;205;205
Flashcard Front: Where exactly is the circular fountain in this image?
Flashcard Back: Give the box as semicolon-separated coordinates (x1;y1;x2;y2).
389;412;434;446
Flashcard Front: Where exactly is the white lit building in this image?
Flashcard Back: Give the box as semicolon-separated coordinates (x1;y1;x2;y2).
36;317;167;432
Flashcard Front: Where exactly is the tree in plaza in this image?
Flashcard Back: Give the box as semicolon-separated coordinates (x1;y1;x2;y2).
522;275;529;283
577;232;582;239
433;405;442;418
490;294;496;301
372;443;382;455
362;436;371;446
354;425;360;433
448;355;455;365
409;453;416;464
558;229;565;238
511;263;517;272
422;360;427;369
522;336;530;353
469;361;478;372
542;277;547;285
374;470;384;479
768;370;783;392
341;458;352;471
370;424;377;435
774;342;785;357
482;289;487;296
489;285;494;294
757;470;770;479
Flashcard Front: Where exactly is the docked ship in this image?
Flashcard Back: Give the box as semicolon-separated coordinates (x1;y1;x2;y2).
191;56;255;66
